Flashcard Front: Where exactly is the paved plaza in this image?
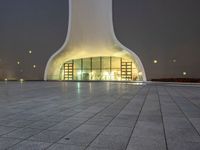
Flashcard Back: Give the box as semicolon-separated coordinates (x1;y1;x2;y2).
0;81;200;150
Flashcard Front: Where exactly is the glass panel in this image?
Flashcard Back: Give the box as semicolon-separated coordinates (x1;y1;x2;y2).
102;69;111;80
111;69;121;80
83;58;91;70
74;59;81;70
82;70;91;80
74;69;82;80
92;57;100;69
91;70;101;80
132;69;138;80
111;57;121;69
102;57;110;69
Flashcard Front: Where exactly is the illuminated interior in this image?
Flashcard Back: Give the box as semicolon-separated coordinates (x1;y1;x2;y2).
44;0;146;81
59;56;140;81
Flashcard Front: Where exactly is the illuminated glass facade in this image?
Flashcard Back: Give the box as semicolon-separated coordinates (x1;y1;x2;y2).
60;56;139;81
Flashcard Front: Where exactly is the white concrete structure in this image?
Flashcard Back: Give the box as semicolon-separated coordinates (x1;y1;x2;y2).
44;0;146;81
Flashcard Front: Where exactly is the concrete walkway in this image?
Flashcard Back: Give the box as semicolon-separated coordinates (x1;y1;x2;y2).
0;82;200;150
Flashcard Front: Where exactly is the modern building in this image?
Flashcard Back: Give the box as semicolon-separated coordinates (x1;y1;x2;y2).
44;0;146;81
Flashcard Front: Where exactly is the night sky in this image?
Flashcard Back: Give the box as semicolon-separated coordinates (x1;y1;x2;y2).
0;0;200;80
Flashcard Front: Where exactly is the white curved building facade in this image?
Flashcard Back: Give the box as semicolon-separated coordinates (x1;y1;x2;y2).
44;0;146;81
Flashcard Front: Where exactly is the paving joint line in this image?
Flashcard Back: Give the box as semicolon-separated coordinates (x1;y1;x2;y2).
124;85;150;150
156;85;169;150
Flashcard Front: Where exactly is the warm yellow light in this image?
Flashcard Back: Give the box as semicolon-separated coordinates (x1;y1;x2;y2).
17;61;20;65
4;78;8;81
153;60;158;64
20;78;24;82
103;72;109;76
33;65;36;68
183;72;187;76
29;50;32;54
77;71;82;75
138;72;143;76
135;83;143;85
110;72;115;80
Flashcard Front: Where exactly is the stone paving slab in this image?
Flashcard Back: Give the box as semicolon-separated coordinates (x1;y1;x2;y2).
0;137;21;150
0;82;199;150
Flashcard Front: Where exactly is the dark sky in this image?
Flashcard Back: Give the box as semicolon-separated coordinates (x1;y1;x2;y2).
0;0;200;80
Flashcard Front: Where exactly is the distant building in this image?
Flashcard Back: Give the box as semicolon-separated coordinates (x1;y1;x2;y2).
45;0;146;81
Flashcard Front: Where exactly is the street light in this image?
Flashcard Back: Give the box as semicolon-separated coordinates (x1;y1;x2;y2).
183;72;187;76
172;59;177;63
153;60;158;64
33;65;36;68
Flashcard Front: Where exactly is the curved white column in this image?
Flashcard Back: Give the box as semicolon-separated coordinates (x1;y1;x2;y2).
44;0;146;81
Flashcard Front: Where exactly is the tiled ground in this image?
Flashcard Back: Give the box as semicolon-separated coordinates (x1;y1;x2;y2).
0;81;200;150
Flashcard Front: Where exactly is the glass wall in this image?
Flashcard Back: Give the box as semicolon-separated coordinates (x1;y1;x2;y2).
60;56;138;81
